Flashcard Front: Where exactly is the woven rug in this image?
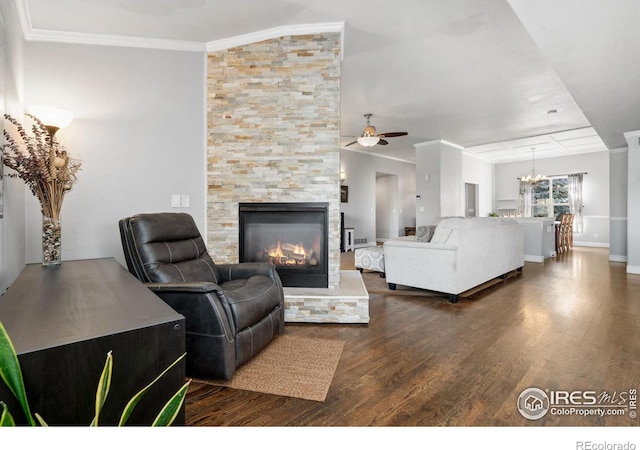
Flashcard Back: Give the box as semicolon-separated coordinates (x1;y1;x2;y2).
194;334;344;402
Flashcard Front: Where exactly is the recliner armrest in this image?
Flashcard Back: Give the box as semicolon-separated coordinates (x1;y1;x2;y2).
144;281;224;295
217;262;279;283
144;281;236;338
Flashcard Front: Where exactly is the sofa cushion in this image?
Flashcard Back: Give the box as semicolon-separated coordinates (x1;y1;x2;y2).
430;226;452;243
429;217;519;244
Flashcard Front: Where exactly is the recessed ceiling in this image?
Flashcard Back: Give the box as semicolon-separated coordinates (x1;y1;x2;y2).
18;0;640;163
464;126;608;164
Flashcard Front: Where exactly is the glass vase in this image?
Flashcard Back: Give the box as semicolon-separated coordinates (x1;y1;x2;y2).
42;216;62;266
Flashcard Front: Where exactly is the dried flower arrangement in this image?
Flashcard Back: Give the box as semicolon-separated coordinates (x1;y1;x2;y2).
2;113;81;263
2;113;81;220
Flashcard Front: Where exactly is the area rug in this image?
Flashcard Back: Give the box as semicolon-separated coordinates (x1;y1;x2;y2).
194;334;344;402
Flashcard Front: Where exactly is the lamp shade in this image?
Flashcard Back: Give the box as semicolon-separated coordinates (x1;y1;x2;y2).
28;105;73;129
357;136;380;147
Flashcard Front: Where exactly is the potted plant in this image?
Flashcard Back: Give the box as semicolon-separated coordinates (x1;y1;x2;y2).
0;321;189;426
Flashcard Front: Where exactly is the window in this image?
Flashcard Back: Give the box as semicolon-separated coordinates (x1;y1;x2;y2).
531;176;570;220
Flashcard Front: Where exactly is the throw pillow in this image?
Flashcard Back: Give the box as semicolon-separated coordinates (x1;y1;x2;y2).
415;225;436;242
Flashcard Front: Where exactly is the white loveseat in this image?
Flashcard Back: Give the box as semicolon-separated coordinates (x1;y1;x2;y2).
383;218;524;302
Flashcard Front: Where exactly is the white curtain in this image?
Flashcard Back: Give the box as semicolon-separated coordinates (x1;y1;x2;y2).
568;173;584;233
518;181;532;217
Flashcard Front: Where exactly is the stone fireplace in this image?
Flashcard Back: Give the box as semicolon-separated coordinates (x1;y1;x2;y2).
239;202;329;288
206;31;342;290
205;29;368;324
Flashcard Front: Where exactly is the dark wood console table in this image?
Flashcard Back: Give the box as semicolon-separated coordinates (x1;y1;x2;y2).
0;258;185;425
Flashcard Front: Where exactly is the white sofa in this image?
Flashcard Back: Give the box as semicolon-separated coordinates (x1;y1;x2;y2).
383;218;524;302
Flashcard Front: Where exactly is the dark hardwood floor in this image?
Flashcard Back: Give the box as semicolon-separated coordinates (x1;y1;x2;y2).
185;247;640;427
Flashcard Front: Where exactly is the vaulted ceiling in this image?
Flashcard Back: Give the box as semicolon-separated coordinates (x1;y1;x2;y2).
18;0;640;163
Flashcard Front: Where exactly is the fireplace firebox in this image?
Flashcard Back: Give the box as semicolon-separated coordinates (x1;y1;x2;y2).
239;202;329;288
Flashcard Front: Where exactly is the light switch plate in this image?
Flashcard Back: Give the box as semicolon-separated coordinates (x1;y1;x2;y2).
181;195;190;207
171;194;181;208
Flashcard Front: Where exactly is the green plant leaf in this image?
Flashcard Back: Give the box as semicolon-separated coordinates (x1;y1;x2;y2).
0;322;36;426
118;353;186;426
152;380;190;427
1;402;16;426
90;351;113;427
35;412;48;427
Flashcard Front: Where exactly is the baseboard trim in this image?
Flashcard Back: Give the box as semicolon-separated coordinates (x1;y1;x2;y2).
609;255;628;263
627;265;640;275
574;241;610;248
524;255;545;263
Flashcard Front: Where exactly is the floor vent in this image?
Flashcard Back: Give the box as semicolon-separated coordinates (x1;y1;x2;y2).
354;238;368;245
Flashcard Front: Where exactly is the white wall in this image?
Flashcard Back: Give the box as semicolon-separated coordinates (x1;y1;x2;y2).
440;143;463;218
340;149;415;244
609;148;628;261
375;174;399;240
415;141;442;226
0;0;26;293
495;151;610;246
463;153;494;217
22;42;206;266
414;142;494;224
625;131;640;273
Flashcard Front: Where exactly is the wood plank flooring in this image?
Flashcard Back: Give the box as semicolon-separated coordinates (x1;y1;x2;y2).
185;247;640;426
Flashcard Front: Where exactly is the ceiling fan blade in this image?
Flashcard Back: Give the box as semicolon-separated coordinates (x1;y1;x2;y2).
345;140;358;147
378;132;408;138
377;139;389;145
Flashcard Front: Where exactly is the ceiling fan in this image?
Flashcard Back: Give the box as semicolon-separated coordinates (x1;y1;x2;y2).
345;113;408;147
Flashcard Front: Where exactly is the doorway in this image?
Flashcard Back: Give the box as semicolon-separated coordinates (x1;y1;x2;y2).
465;183;478;218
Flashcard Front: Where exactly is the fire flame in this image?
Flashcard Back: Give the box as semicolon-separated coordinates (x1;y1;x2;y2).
267;241;311;265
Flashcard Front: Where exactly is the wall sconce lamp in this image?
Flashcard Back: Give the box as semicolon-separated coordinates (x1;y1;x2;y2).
27;105;74;139
340;170;346;183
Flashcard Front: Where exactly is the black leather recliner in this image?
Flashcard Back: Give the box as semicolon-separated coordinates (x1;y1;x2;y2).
119;212;285;380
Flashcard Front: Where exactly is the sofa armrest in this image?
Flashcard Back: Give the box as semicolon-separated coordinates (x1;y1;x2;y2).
383;239;460;294
383;239;457;251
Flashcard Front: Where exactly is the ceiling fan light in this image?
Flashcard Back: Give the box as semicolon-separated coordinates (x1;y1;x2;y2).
357;136;380;147
362;125;377;137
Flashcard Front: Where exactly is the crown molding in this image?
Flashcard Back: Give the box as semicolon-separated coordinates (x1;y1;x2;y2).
413;139;464;150
341;146;415;165
206;22;345;58
15;0;205;51
610;147;628;154
462;150;494;163
24;28;207;52
15;1;343;55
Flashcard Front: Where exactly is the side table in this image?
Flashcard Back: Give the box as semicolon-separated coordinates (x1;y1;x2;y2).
344;227;355;252
0;258;185;425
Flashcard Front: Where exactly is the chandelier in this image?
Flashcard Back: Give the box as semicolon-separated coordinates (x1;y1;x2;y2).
521;147;547;185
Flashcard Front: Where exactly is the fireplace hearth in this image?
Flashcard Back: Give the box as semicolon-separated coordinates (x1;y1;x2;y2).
239;203;329;288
